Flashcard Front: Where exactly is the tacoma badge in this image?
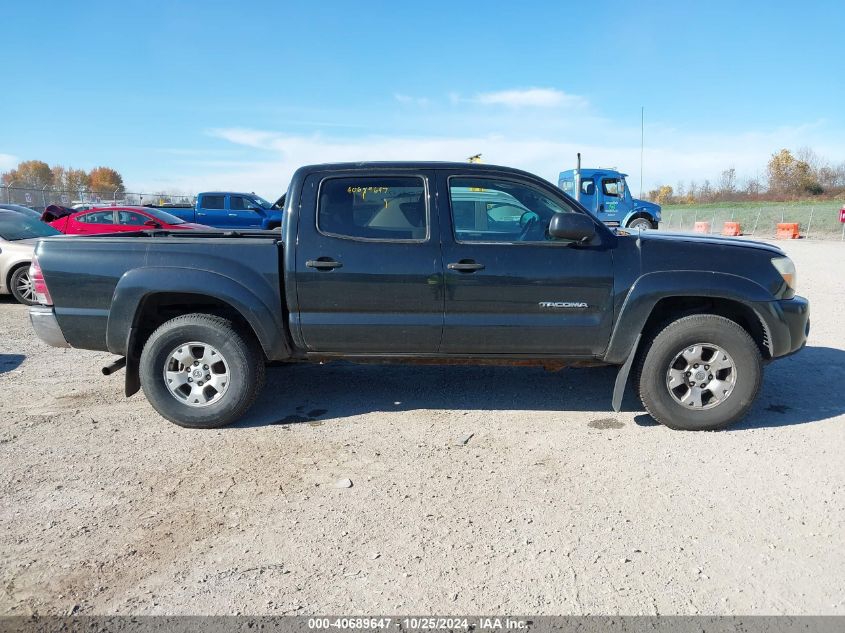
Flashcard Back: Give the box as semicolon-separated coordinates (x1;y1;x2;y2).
539;301;589;309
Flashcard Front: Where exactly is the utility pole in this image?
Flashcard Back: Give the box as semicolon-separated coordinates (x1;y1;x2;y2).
640;106;644;199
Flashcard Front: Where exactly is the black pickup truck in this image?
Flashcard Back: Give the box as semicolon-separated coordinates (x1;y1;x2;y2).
28;162;809;430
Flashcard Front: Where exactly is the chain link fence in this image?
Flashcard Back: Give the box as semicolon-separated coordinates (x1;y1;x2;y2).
0;184;194;210
3;184;843;239
660;203;845;240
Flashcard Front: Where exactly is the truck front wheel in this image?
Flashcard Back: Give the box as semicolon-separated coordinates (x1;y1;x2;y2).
627;217;654;231
139;313;265;428
637;315;762;430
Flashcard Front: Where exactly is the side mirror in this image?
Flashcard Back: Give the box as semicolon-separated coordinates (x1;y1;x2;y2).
144;219;162;228
548;213;596;242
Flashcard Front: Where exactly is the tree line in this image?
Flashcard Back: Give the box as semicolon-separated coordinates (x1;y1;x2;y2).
646;148;845;205
1;159;125;196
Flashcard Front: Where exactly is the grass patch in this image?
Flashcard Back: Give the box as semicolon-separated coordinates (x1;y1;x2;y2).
661;200;844;237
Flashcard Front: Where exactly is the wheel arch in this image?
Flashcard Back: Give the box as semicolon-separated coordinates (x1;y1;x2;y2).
624;211;656;228
5;260;31;289
106;267;290;396
605;271;774;365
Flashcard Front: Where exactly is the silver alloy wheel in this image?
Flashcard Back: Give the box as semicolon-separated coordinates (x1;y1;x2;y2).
628;218;652;230
16;270;35;303
163;342;230;407
666;343;737;409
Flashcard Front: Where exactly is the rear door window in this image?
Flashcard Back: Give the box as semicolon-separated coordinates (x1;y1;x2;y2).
317;177;428;241
79;211;115;224
201;195;225;210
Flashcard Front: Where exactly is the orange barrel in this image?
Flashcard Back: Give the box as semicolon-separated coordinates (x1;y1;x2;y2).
776;222;800;239
722;221;741;236
693;221;710;233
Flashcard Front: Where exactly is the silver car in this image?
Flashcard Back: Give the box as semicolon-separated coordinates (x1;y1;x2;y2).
0;210;61;305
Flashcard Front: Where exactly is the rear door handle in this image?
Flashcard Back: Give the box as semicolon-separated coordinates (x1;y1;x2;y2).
306;258;343;270
447;260;485;272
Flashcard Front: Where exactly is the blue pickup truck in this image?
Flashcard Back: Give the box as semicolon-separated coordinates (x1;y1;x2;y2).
151;192;283;230
558;167;661;230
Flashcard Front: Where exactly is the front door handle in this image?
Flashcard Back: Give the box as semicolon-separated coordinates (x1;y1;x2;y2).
447;260;485;273
598;203;604;212
306;258;343;270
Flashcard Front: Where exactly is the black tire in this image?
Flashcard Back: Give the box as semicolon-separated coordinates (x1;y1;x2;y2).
140;313;265;428
9;265;36;305
637;315;762;431
627;217;653;231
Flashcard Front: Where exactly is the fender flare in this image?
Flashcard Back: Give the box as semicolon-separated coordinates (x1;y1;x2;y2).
622;208;656;227
260;213;283;230
603;270;772;365
106;267;289;361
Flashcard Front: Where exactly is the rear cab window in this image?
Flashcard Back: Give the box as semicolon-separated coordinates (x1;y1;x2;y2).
317;177;428;241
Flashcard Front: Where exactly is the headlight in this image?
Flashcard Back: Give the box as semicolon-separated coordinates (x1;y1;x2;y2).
771;256;796;296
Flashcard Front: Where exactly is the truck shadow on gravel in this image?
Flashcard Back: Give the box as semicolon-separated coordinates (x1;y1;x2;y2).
234;346;844;430
0;353;25;374
235;362;620;428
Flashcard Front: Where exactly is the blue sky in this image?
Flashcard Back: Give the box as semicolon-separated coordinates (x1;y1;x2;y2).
2;0;843;197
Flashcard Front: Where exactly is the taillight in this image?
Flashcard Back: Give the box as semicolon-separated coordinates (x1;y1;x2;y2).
29;255;52;305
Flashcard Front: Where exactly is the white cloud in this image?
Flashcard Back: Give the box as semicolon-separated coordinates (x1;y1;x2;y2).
394;93;430;106
127;91;844;198
137;117;845;201
470;88;587;108
206;128;282;149
0;153;19;171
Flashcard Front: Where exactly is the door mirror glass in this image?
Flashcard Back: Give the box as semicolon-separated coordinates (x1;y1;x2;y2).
548;213;596;242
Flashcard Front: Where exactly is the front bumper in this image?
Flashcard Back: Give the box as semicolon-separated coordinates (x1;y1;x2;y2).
756;295;809;358
29;305;70;348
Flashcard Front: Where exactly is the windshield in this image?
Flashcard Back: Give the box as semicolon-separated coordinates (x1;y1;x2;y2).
251;195;272;209
142;208;185;224
0;204;41;218
0;214;61;241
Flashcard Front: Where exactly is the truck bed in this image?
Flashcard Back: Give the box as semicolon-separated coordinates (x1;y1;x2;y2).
35;231;284;354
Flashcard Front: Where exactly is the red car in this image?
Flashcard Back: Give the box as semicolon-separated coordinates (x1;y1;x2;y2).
43;206;209;235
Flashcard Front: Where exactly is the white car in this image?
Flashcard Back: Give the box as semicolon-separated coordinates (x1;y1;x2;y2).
0;210;61;305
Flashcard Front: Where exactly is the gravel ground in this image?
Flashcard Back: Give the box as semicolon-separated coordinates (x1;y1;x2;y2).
0;239;843;616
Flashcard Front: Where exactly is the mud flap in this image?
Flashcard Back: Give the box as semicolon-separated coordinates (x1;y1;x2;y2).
612;333;641;412
124;326;141;397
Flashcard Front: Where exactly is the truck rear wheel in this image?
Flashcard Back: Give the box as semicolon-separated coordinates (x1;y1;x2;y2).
140;313;265;428
637;315;762;430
